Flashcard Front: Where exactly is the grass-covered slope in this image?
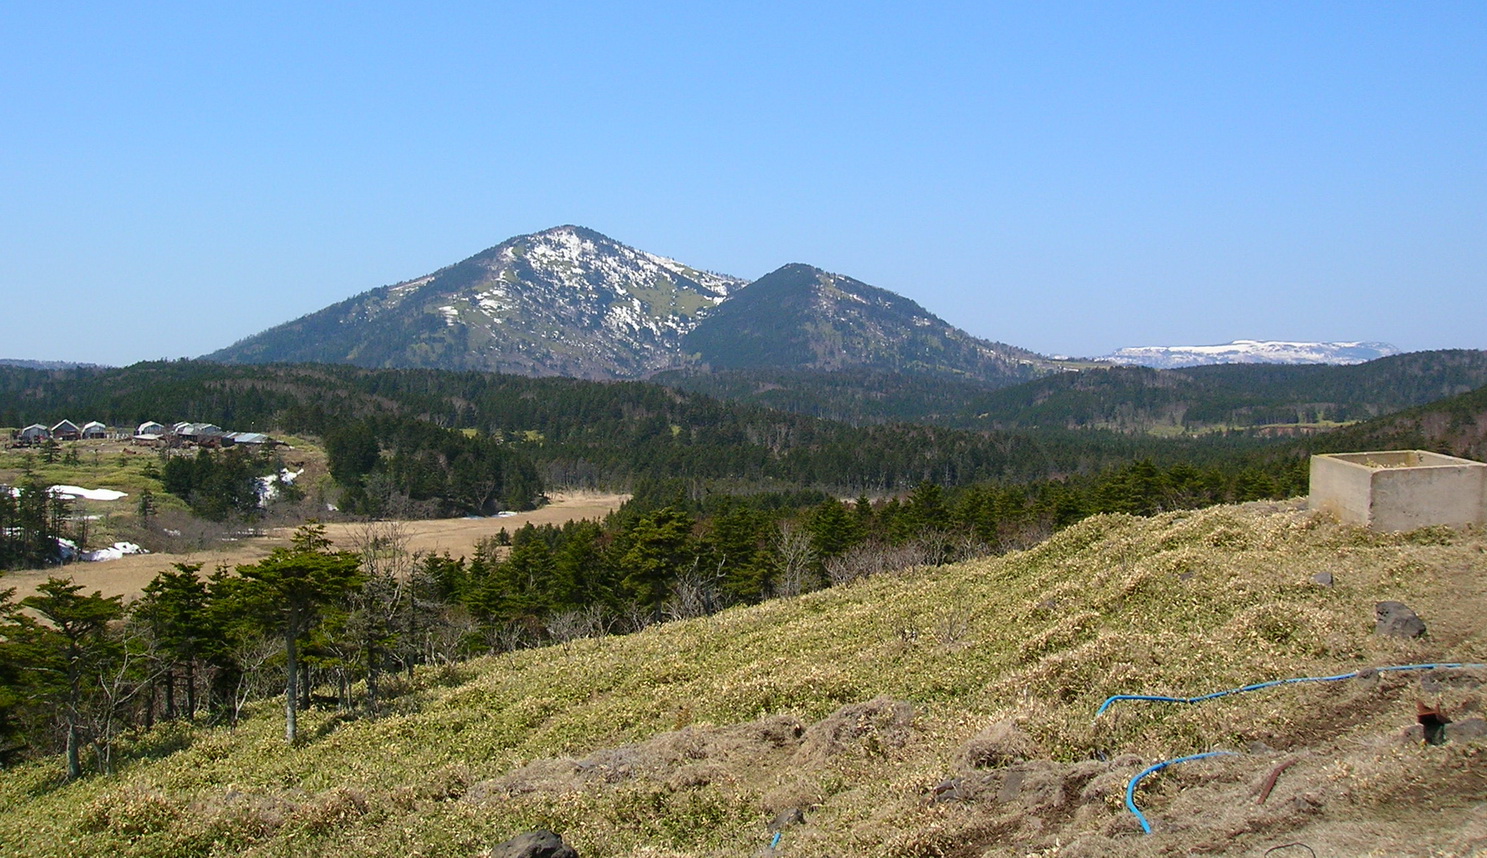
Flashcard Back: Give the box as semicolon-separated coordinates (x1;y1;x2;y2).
3;503;1485;856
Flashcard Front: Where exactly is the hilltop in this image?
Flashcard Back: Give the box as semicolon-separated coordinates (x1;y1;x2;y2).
2;501;1484;856
682;263;1048;384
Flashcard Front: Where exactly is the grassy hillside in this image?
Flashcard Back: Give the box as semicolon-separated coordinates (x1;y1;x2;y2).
2;503;1485;856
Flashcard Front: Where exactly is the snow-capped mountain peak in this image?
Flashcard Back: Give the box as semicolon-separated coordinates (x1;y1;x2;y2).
1102;339;1399;369
207;226;748;379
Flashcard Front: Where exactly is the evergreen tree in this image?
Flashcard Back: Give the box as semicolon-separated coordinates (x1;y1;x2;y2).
135;563;216;720
808;498;864;563
618;507;696;614
227;524;362;743
16;579;124;779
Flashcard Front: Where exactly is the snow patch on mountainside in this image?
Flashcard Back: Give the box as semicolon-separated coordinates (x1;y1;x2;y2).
1103;340;1399;368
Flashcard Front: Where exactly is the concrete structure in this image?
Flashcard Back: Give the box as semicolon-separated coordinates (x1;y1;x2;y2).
1309;450;1487;532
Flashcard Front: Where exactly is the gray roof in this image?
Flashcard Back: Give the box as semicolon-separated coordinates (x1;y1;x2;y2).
226;432;272;444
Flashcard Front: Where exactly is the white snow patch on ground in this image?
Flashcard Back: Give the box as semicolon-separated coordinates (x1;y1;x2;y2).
82;542;149;562
257;468;304;505
49;485;129;501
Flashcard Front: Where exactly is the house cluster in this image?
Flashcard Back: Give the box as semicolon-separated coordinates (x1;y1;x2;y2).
11;419;110;445
132;422;281;449
9;420;280;449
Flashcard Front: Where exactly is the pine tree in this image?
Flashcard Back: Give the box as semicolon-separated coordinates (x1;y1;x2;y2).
17;579;124;778
619;507;696;613
227;524;362;743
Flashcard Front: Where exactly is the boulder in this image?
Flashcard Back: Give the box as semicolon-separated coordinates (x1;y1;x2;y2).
1374;601;1427;638
489;830;579;858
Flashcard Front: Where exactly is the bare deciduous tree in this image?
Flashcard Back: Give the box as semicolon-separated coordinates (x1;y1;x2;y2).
230;635;281;725
772;522;818;598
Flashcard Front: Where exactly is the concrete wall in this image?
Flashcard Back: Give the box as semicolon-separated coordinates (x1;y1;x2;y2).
1309;450;1487;531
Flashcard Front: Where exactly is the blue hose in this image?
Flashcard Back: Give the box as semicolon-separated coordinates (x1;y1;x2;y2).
1126;750;1238;834
1094;662;1485;720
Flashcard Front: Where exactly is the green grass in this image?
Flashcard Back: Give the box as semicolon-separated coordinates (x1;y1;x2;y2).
1;502;1482;856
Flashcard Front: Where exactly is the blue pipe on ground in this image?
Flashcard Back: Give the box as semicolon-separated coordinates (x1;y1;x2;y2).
1125;750;1239;834
1094;662;1485;720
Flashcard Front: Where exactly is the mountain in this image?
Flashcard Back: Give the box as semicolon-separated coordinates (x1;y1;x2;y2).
0;358;107;370
681;263;1049;384
206;226;746;379
1102;339;1399;368
206;234;1050;386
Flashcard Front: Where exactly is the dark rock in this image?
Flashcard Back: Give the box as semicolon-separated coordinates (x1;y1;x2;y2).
769;807;806;831
1311;572;1334;587
927;779;962;804
489;831;579;858
1374;601;1427;638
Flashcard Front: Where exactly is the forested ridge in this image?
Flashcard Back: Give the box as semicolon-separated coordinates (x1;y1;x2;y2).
657;349;1487;431
0;361;1278;495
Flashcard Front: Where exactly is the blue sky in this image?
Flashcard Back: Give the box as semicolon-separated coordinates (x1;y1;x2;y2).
2;2;1483;365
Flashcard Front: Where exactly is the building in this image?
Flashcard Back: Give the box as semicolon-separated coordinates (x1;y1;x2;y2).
81;421;108;439
17;424;50;444
225;431;280;447
51;420;81;441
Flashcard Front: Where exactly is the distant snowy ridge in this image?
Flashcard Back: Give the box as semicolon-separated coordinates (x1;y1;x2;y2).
1102;340;1399;369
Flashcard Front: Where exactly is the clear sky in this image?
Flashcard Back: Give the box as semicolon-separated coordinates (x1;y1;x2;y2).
2;2;1483;366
